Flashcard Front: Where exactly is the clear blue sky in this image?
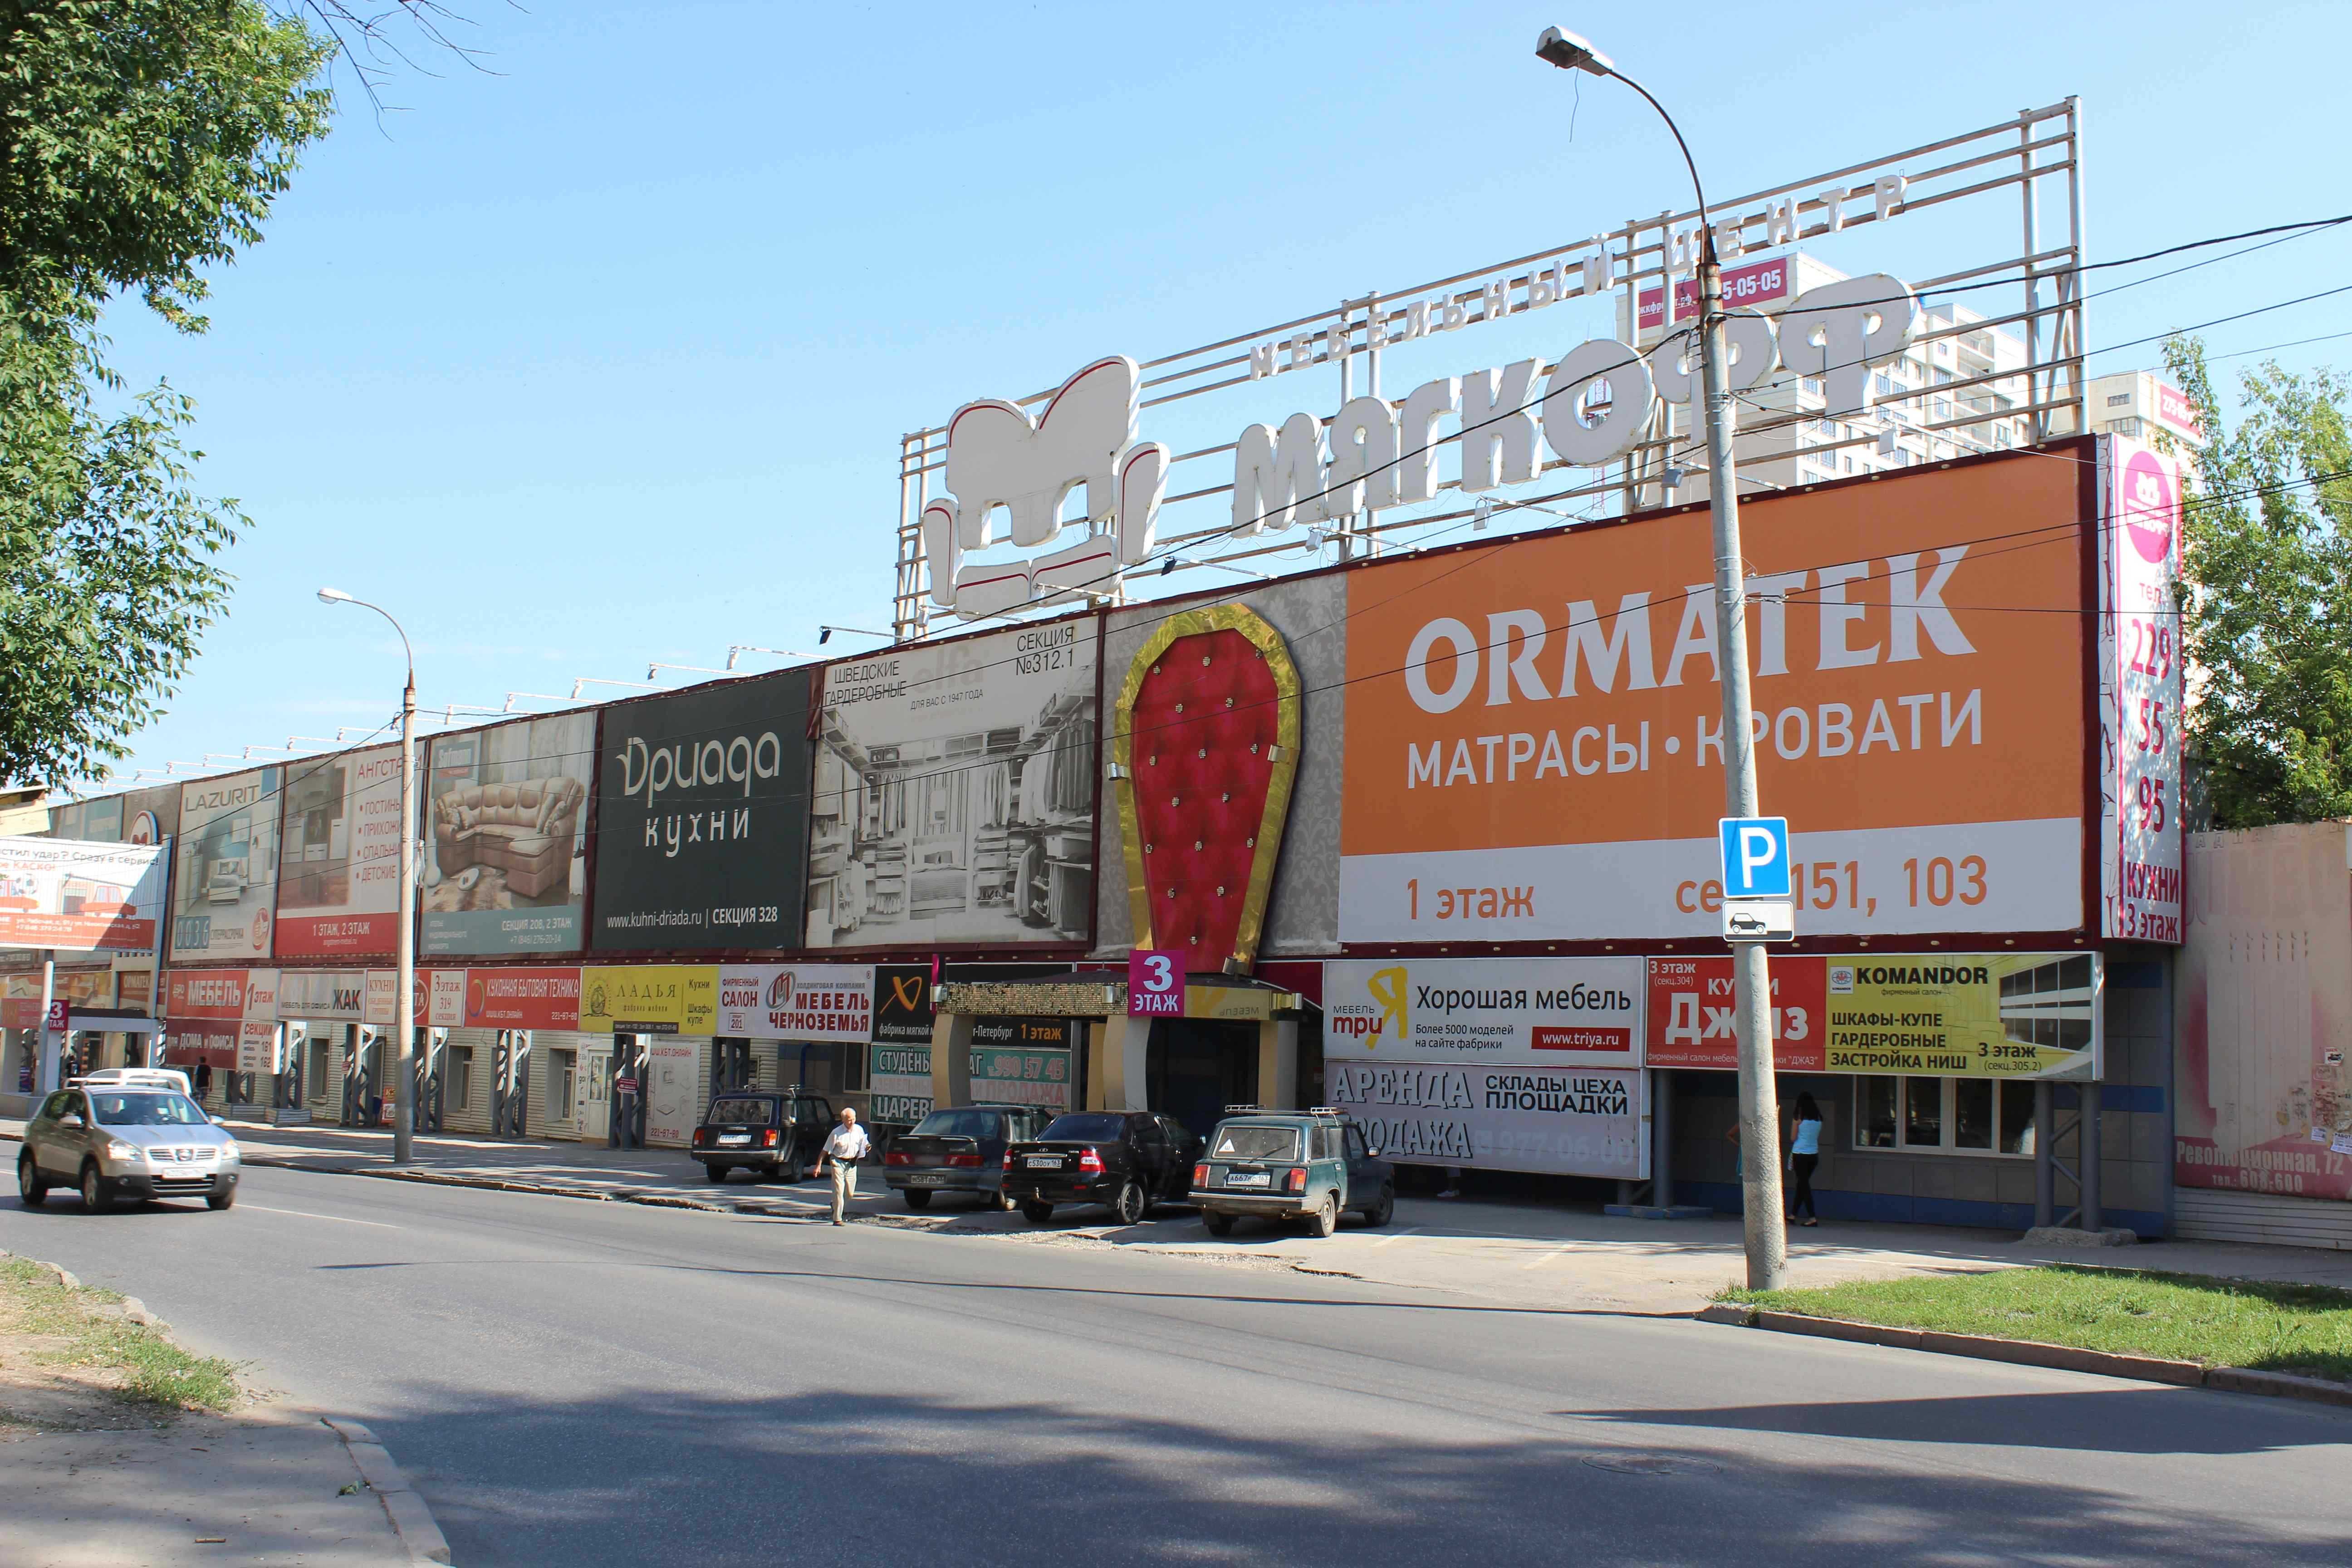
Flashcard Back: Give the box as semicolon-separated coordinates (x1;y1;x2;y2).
83;0;2352;786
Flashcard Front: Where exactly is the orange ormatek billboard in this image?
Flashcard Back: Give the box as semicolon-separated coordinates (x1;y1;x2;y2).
1340;449;2090;942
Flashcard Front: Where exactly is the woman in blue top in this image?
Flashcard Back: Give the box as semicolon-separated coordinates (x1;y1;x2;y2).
1788;1093;1824;1226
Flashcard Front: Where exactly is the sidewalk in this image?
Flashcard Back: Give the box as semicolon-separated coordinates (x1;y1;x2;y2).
5;1406;436;1567
12;1117;2352;1315
1;1245;443;1566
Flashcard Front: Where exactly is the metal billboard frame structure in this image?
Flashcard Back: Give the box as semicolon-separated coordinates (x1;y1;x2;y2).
893;99;2084;643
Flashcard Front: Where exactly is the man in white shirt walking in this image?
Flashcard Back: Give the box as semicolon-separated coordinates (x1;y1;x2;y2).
817;1107;870;1225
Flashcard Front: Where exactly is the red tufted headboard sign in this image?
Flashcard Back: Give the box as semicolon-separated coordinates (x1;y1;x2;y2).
1112;604;1303;976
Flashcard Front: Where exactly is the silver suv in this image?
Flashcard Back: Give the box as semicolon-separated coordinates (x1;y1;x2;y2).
19;1078;242;1212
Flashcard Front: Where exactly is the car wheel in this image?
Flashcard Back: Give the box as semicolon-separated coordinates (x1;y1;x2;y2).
80;1161;112;1214
702;1162;728;1184
1202;1210;1235;1237
903;1188;933;1211
1307;1192;1338;1238
1362;1185;1395;1227
17;1155;47;1207
1111;1180;1146;1226
206;1187;236;1212
1022;1201;1054;1225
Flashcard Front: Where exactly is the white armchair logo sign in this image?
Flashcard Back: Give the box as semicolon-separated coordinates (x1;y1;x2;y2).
921;356;1168;620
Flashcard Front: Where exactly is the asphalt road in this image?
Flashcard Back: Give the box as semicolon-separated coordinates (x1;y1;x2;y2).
5;1165;2350;1567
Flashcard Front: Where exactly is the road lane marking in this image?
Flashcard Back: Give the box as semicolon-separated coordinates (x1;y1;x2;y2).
240;1205;402;1229
1519;1245;1575;1270
1372;1227;1423;1248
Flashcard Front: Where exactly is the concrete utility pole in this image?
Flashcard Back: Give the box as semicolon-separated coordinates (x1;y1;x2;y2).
318;588;420;1166
1538;26;1786;1288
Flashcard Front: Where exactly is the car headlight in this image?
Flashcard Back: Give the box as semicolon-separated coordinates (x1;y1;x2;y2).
220;1143;240;1163
106;1142;142;1161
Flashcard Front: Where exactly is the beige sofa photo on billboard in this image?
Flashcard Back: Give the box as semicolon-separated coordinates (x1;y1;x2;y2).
433;777;585;901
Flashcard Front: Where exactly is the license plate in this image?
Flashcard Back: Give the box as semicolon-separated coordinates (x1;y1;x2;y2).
717;1134;749;1146
1025;1156;1060;1169
911;1174;949;1185
1225;1171;1270;1188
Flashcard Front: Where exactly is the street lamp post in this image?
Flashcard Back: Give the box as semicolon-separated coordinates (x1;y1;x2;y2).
1538;27;1786;1289
317;587;419;1167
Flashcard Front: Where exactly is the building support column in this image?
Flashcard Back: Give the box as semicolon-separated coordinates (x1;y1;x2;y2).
1653;1069;1675;1208
1090;1015;1141;1112
2033;1080;2054;1229
1259;1019;1298;1110
928;1012;973;1112
2079;1079;2103;1232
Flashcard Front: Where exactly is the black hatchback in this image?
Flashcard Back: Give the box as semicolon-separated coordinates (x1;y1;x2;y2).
691;1092;834;1183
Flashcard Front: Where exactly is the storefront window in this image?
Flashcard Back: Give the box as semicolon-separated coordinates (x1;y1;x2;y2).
1954;1079;1994;1149
1904;1078;1943;1147
1858;1078;1897;1148
1999;1080;2037;1155
1858;1076;2038;1157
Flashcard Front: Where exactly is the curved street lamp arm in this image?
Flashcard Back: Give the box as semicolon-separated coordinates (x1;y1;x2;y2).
1606;67;1712;250
341;597;415;689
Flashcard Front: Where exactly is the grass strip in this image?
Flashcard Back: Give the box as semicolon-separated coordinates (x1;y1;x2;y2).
0;1256;242;1412
1720;1265;2352;1382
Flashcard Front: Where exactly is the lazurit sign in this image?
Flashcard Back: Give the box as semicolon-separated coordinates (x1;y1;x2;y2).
1338;451;2091;943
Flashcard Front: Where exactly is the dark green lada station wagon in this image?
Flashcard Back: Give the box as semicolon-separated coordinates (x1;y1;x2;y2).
1191;1107;1394;1238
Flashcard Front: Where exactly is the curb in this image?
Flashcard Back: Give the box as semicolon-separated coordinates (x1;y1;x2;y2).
352;1165;838;1220
323;1416;455;1566
0;1248;169;1329
1699;1305;2352;1408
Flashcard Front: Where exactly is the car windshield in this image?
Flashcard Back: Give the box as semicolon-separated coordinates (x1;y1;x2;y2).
913;1110;1003;1138
1212;1124;1301;1161
706;1098;776;1126
1039;1113;1125;1142
89;1093;209;1127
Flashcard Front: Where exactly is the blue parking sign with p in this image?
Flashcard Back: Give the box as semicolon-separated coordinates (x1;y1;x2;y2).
1718;817;1791;900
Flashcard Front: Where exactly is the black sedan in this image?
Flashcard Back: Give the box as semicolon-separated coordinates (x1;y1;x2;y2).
1002;1111;1201;1226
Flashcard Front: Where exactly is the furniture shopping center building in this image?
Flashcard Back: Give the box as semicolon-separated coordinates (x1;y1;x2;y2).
13;100;2342;1247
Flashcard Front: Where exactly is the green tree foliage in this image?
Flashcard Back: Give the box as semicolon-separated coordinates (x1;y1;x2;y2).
2165;335;2352;828
0;1;333;788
